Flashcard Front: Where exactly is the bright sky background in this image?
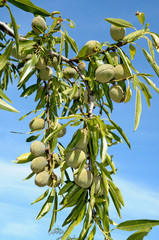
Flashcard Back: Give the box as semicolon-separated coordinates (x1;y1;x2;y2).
0;0;159;239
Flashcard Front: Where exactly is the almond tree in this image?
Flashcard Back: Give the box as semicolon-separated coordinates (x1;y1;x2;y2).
0;1;159;239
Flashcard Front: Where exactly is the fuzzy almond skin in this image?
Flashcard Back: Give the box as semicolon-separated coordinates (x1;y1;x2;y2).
29;118;45;131
74;168;93;188
56;123;66;138
11;45;28;60
30;156;47;173
35;171;51;187
95;64;115;83
32;16;47;35
63;67;76;79
109;85;125;103
30;141;45;157
35;57;46;70
94;175;104;195
114;64;130;80
39;66;53;80
75;128;88;152
85;40;101;55
110;25;125;42
78;62;86;70
65;148;86;169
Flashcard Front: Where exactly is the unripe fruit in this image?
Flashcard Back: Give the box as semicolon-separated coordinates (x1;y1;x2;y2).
52;153;61;168
11;45;28;60
35;57;46;70
85;40;101;55
30;141;45;157
48;56;58;69
65;149;86;169
114;64;129;80
78;62;86;71
75;128;88;152
95;64;115;83
39;66;53;80
30;156;47;173
109;85;125;103
94;175;104;195
29;118;45;131
35;171;51;187
74;168;93;188
109;52;119;65
32;16;47;35
73;88;80;99
56;123;66;138
63;67;76;79
110;25;125;42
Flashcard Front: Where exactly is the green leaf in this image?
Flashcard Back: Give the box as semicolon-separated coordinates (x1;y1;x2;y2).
26;134;41;142
49;191;58;232
127;228;151;240
65;34;78;54
69;83;78;101
109;119;131;149
31;189;49;205
20;84;38;97
108;180;124;206
129;44;136;60
133;75;139;89
61;220;77;240
136;12;145;27
142;48;159;77
0;89;12;104
123;30;146;43
77;46;88;59
134;88;142;131
117;47;132;77
138;82;152;108
0;41;13;71
102;83;113;111
36;188;55;220
8;0;50;16
117;219;159;231
66;19;76;28
142;76;159;94
15;152;34;164
97;162;112;181
59;34;64;64
23;172;35;180
124;83;132;103
18;54;38;85
6;5;19;58
0;98;19;113
44;120;73;143
59;182;74;195
105;18;133;28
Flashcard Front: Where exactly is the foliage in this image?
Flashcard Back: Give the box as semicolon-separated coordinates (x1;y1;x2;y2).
0;0;159;239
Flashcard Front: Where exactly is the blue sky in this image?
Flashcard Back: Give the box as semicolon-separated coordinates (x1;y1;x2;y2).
0;0;159;239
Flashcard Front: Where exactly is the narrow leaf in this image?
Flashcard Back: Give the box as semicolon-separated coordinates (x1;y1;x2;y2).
105;18;133;28
134;88;142;131
142;48;159;77
8;0;50;16
109;119;131;149
117;219;159;231
142;76;159;94
0;41;13;71
18;54;38;85
61;221;77;240
65;34;78;53
0;99;19;113
31;189;49;205
129;44;136;60
127;228;151;240
0;89;12;104
124;83;132;103
36;188;55;220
